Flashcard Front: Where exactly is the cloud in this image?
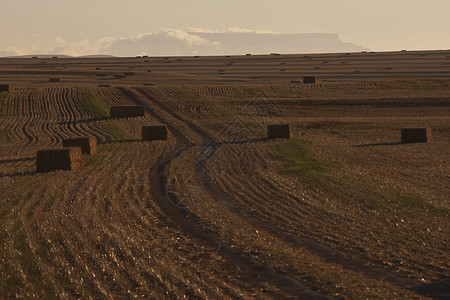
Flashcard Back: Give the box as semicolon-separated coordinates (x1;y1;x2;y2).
187;27;279;34
1;28;369;57
163;29;211;47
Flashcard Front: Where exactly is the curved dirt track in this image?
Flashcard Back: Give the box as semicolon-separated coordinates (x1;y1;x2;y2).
130;84;449;298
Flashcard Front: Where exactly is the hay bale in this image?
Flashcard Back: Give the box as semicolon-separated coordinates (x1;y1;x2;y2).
142;125;168;141
143;55;148;58
268;124;291;139
52;56;58;59
32;56;38;59
303;76;316;84
36;147;83;172
194;56;200;58
0;84;10;92
401;128;431;143
96;67;102;70
110;105;145;118
246;53;251;56
62;136;97;154
49;78;60;82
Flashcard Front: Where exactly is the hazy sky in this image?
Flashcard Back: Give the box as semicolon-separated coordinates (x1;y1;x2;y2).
1;0;449;56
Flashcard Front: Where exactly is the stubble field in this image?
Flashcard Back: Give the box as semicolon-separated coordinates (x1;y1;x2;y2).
0;50;449;299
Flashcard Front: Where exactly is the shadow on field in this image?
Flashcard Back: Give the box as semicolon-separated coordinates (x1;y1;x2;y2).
353;142;402;147
57;117;111;125
0;157;35;164
98;139;142;145
0;170;36;178
412;279;450;299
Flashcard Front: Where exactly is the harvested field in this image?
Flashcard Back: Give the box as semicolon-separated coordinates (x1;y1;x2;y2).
0;51;449;298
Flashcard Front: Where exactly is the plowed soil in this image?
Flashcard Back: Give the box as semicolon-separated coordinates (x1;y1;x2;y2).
0;51;449;299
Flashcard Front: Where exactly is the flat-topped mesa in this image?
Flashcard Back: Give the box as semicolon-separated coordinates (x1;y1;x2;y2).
401;128;431;143
36;147;83;172
110;105;145;118
268;124;291;139
142;125;168;141
62;136;97;155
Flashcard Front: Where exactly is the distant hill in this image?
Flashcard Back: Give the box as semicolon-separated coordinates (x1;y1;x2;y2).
6;54;73;58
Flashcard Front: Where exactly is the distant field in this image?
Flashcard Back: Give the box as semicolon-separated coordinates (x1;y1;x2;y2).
0;51;449;299
0;50;450;88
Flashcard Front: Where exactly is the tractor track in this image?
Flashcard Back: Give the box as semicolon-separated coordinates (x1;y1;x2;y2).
119;87;329;299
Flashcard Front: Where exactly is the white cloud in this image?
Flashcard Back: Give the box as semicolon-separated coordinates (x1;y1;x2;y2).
1;28;368;57
163;29;210;47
